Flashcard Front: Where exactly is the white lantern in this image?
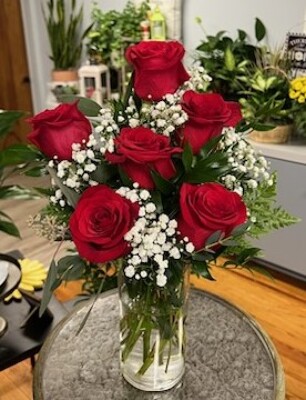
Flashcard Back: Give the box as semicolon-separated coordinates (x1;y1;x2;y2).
78;64;111;106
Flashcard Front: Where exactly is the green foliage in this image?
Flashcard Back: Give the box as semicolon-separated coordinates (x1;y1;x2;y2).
86;1;150;66
43;0;93;70
244;174;300;238
0;110;31;238
0;111;24;139
195;18;267;101
239;65;293;126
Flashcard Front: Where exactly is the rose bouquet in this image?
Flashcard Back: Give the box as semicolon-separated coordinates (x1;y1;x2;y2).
2;41;296;391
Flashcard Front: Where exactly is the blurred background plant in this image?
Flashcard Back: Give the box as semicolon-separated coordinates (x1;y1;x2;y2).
194;17;267;102
239;48;294;129
86;0;150;68
43;0;93;71
0;111;41;237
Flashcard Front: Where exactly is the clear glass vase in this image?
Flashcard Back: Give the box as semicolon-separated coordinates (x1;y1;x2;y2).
118;265;190;392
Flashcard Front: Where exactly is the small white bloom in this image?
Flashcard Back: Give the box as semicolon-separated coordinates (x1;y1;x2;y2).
145;203;156;213
125;265;135;278
186;242;195;253
156;274;167;287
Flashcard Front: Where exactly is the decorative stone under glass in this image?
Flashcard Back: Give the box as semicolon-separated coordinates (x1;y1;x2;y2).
33;290;285;400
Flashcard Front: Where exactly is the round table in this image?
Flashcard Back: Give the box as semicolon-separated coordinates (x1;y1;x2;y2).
33;290;285;400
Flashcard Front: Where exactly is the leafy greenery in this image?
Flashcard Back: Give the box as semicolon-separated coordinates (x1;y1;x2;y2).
195;17;267;101
238;47;295;127
43;0;93;70
244;174;299;238
86;1;150;66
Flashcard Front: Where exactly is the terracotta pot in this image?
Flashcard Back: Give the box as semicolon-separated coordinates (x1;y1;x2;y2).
51;69;79;82
248;124;293;144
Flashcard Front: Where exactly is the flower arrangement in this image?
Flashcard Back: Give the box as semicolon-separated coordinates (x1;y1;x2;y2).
2;40;297;391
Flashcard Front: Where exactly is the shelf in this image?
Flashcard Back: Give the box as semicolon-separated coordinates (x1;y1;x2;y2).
248;137;306;165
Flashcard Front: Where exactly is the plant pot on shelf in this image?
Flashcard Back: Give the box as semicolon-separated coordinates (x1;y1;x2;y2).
51;69;79;83
248;124;293;144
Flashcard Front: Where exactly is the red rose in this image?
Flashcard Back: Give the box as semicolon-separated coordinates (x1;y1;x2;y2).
27;102;92;161
126;41;190;101
106;127;182;189
69;185;139;263
178;183;247;250
180;91;242;154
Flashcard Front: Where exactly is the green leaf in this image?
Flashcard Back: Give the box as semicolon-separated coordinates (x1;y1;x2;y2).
90;163;116;183
184;152;231;184
192;261;215;281
122;72;134;109
118;166;133;187
57;255;86;281
182;142;193;172
0;110;24;139
0;144;41;167
58;96;101;117
224;46;235;71
255;18;266;42
0;219;20;238
24;163;47;177
150;191;163;213
39;259;58;317
205;230;223;246
231;221;251;237
198;135;224;159
151;171;175;195
238;29;247;41
0;186;41;200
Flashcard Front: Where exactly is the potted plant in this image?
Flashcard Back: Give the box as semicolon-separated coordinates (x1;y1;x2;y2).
195;17;267;102
239;49;297;143
86;1;150;92
43;0;92;82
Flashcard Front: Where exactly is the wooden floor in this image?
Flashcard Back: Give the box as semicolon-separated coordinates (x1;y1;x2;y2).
0;175;305;400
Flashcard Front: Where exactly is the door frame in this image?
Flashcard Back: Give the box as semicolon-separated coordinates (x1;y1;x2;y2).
20;1;52;113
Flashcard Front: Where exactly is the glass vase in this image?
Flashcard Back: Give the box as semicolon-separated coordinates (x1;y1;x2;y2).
118;265;190;392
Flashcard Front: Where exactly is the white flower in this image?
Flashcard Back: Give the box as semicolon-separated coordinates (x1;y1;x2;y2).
124;265;135;278
129;118;140;128
145;203;156;213
186;242;195;253
140;190;150;201
140;270;147;278
169;247;181;259
156;274;167;287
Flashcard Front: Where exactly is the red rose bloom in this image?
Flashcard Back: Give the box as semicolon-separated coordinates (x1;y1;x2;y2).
27;102;92;161
126;41;190;101
178;183;247;250
180;91;242;154
69;185;139;263
106;127;182;189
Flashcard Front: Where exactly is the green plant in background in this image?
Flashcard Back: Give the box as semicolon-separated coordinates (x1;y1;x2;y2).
0;111;42;237
52;84;79;102
43;0;93;70
87;1;150;67
195;17;267;101
238;48;298;129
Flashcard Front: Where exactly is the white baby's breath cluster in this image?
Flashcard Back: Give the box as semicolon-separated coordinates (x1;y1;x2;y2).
124;97;141;129
220;127;272;194
141;94;188;137
182;64;212;93
117;184;194;287
92;107;119;154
